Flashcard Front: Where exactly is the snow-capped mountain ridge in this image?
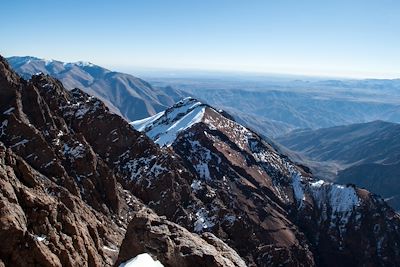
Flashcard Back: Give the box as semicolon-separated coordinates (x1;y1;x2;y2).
134;97;361;218
9;56;99;70
131;97;208;146
132;97;399;266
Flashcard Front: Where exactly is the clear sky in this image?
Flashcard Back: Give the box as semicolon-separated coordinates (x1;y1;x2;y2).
1;0;399;78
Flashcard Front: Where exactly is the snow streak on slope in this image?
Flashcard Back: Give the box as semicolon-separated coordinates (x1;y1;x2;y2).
130;111;165;132
131;97;205;146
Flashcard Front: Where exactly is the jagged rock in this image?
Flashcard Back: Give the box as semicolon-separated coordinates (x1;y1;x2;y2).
0;142;126;266
116;207;247;267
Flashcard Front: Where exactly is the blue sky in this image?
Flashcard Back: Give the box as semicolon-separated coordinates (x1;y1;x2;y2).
1;0;399;78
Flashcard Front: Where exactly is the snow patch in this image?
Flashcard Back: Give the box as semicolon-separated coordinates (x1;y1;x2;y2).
150;163;167;176
3;107;15;115
194;208;215;232
0;120;8;137
10;139;29;148
186;139;217;180
75;61;95;67
62;143;85;159
191;180;202;191
195;162;211;180
119;253;163;267
75;106;91;119
309;180;359;214
34;235;46;242
122;155;157;181
103;245;118;252
287;164;306;204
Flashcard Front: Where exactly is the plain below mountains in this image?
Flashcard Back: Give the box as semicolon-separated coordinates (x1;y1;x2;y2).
277;120;400;210
7;56;188;121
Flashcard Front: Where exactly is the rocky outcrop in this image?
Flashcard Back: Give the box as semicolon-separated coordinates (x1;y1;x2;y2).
116;208;247;267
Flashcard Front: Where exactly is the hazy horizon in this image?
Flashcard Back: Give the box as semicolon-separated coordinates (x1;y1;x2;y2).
6;54;400;81
2;0;399;79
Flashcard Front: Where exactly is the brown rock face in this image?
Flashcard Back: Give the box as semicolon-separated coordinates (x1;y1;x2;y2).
0;142;125;266
116;208;247;267
0;56;246;266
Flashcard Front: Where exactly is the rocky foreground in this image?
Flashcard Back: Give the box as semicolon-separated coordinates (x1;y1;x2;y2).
1;55;400;266
0;56;244;267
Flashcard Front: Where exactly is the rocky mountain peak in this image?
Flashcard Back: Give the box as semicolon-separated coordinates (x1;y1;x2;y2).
133;97;400;266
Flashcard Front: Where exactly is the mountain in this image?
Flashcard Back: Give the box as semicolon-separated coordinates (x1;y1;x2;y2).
133;97;400;266
0;56;245;267
7;56;188;121
147;77;400;137
2;54;400;266
277;120;400;210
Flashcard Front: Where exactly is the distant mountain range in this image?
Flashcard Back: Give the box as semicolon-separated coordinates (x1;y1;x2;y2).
14;56;400;140
148;77;400;137
7;56;188;121
277;120;400;210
